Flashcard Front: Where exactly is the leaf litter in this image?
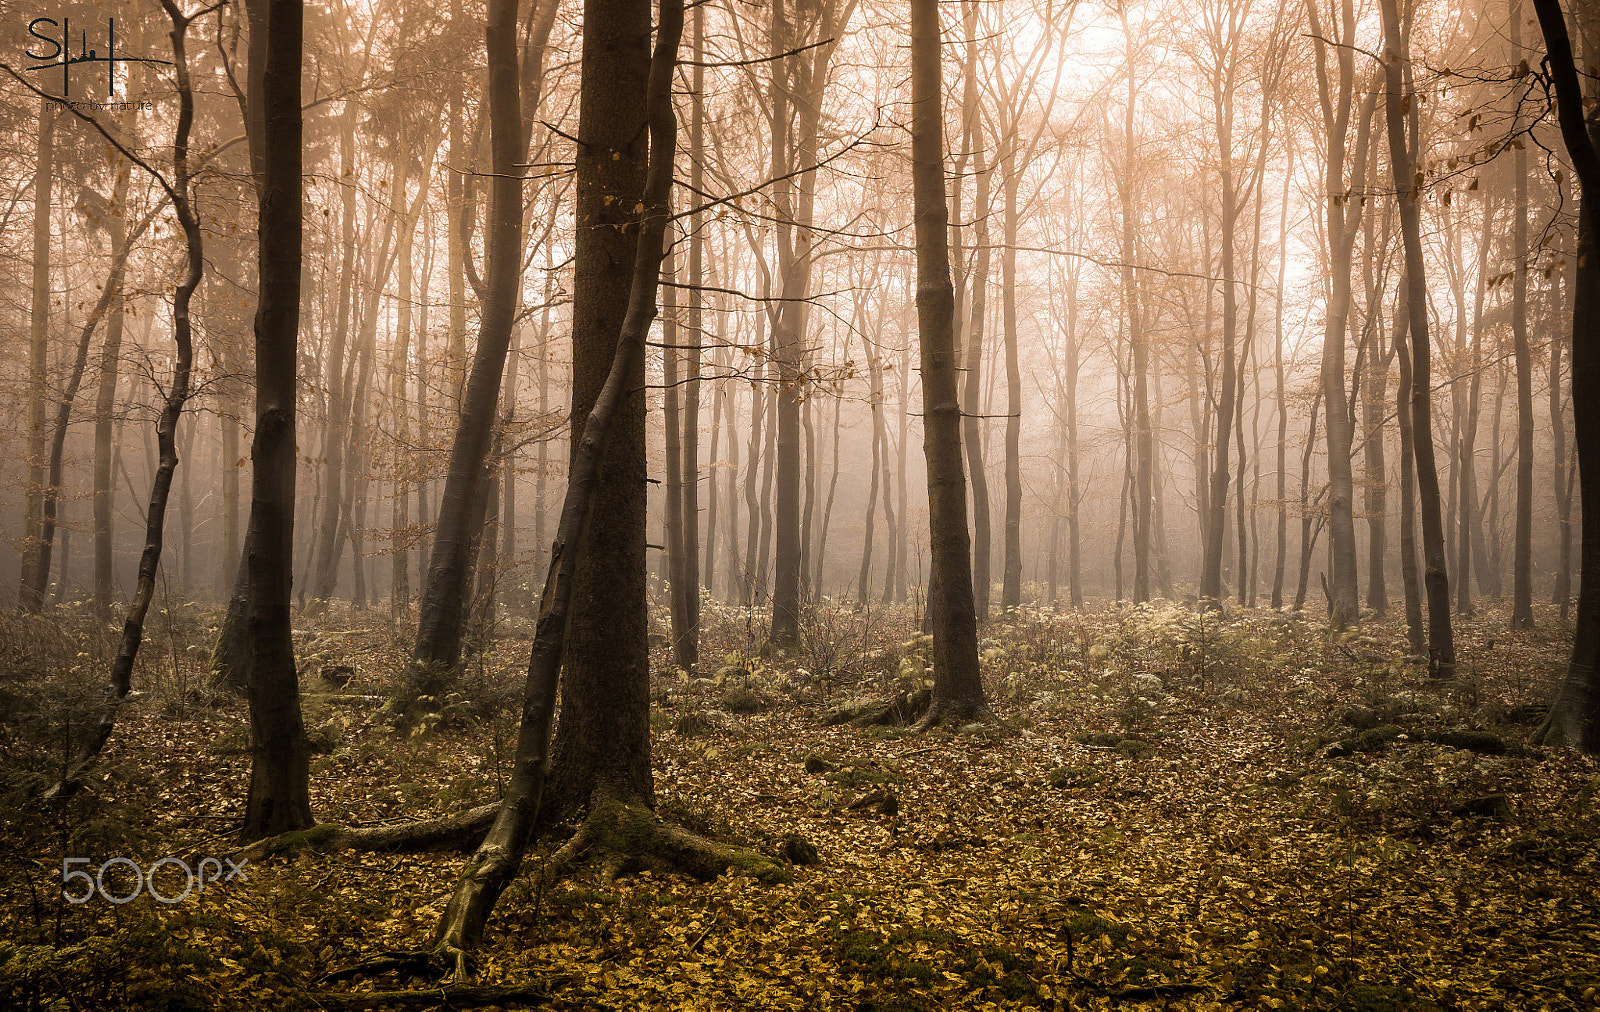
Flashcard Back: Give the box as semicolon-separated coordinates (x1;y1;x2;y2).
0;599;1596;1010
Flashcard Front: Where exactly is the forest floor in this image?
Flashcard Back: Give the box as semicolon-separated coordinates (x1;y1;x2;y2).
1;595;1597;1011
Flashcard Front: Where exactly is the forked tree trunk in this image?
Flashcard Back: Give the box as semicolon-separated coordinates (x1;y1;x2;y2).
1117;4;1152;606
1306;0;1375;629
429;0;681;972
539;0;655;821
681;2;704;657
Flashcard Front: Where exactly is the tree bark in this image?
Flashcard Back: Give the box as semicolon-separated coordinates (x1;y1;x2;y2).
242;0;312;840
1306;0;1375;629
32;200;159;611
402;0;531;708
430;0;683;970
1117;4;1152;606
19;102;56;613
1382;0;1454;677
1509;0;1535;629
51;1;207;796
1394;286;1426;654
910;0;989;726
94;145;134;616
540;0;655;820
1531;0;1600;750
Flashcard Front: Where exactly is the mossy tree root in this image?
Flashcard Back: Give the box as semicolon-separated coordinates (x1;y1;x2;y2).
540;799;790;887
231;802;500;863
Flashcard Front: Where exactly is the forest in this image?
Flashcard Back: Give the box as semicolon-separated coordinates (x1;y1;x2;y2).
1;0;1598;1007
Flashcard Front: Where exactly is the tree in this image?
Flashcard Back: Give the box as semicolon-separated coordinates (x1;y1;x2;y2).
952;0;992;623
1197;0;1249;610
1381;0;1454;677
909;0;991;727
1508;0;1535;630
94;138;135;616
43;0;210;794
428;0;687;969
399;0;558;711
1115;0;1154;605
241;0;313;841
1306;0;1378;630
17;101;55;613
1531;0;1599;751
27;198;160;614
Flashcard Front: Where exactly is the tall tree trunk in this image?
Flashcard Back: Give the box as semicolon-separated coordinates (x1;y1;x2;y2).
1510;0;1535;629
705;345;722;600
1382;0;1454;677
308;98;361;608
1553;246;1572;615
1000;155;1023;612
1294;391;1322;612
1532;0;1600;749
1117;5;1151;606
1272;135;1294;609
896;339;911;602
53;0;206;796
764;0;849;648
1307;0;1375;629
429;0;683;970
815;383;842;599
402;0;529;708
859;331;883;606
963;155;993;622
94;157;132;616
390;139;418;619
663;250;694;668
242;0;312;840
1394;286;1426;654
680;1;704;659
910;0;988;726
744;364;764;605
34;196;159;612
19;102;56;613
723;345;745;603
539;0;655;817
1362;194;1393;615
758;378;776;596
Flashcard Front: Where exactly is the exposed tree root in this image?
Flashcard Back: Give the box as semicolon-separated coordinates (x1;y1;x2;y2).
320;798;788;989
822;690;1011;733
540;798;790;887
913;699;1008;732
231;802;499;863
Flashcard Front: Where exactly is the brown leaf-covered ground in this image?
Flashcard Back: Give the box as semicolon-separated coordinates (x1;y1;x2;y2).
2;598;1596;1011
